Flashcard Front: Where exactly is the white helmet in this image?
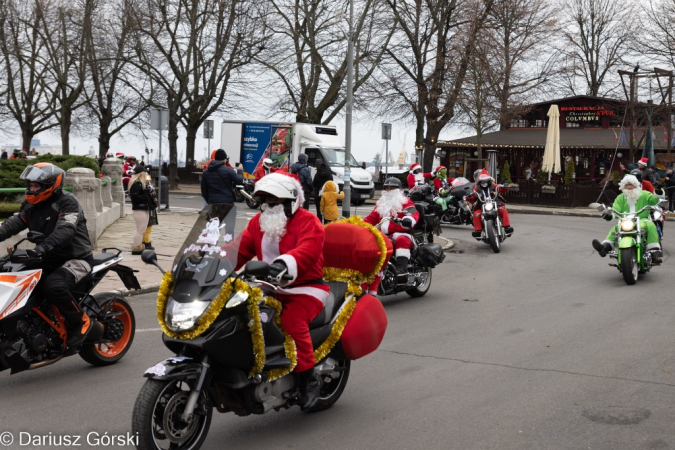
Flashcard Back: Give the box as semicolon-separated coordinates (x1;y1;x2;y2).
254;173;305;215
262;158;274;169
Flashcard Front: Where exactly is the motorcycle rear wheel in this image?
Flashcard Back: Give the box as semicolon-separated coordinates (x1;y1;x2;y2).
79;296;135;366
406;267;432;298
133;379;212;450
305;359;351;413
486;219;501;253
620;247;638;285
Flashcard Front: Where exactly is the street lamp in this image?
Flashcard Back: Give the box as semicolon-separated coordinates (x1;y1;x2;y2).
342;0;355;218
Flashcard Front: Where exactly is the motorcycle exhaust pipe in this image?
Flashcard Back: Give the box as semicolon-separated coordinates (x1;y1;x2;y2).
29;355;63;370
238;188;255;202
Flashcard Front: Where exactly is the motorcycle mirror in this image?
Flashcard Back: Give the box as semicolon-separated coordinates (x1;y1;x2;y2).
245;261;270;277
27;231;45;244
141;249;166;274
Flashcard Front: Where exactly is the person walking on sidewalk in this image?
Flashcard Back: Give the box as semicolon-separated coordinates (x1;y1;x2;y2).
320;180;344;224
143;171;159;250
313;159;333;222
291;153;313;209
129;165;156;255
201;149;243;234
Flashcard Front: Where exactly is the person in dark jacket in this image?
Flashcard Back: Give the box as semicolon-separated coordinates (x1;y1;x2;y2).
0;163;94;348
312;159;333;221
664;169;675;212
201;149;243;232
128;165;156;255
291;153;313;209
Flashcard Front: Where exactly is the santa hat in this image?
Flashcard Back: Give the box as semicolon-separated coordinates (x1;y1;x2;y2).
435;165;446;173
410;163;421;173
115;152;125;158
638;157;648;166
255;172;305;214
477;168;492;181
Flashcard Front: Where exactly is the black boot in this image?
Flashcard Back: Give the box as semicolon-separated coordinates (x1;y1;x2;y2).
592;239;612;257
66;317;92;349
649;249;663;264
395;256;409;276
504;226;514;234
472;230;482;238
144;242;154;250
298;369;321;412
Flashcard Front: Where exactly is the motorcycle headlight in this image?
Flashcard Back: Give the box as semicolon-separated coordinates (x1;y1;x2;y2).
225;290;249;309
484;203;494;211
620;219;635;232
165;299;211;332
653;211;662;221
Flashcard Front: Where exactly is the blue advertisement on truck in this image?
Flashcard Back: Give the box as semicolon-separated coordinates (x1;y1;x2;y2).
240;123;293;179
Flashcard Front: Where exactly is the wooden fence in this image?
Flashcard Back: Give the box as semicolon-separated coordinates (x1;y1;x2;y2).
506;180;620;207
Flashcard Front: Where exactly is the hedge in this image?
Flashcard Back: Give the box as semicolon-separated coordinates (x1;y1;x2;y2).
0;155;100;201
0;202;21;218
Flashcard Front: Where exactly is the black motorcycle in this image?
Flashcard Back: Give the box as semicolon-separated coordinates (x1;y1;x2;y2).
376;218;445;298
132;208;386;450
235;178;260;209
0;232;139;374
433;181;474;227
408;184;440;238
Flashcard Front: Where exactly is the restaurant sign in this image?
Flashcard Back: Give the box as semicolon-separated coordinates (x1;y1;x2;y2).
561;105;615;122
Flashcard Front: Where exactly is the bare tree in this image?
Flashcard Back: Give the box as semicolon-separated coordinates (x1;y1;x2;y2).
82;0;148;158
641;0;675;67
130;0;263;188
0;0;59;151
559;0;639;97
37;0;90;155
378;0;495;171
257;0;394;124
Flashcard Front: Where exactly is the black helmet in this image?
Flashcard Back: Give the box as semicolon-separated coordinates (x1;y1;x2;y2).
473;169;482;181
383;177;402;189
630;169;642;182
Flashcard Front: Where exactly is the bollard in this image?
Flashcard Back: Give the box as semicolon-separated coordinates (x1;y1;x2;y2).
100;176;113;207
101;157;125;217
65;168;98;249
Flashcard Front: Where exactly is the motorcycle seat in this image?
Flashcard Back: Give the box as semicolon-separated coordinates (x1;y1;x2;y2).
91;252;117;265
309;281;348;328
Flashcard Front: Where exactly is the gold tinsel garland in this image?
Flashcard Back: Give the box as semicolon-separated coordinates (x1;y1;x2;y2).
263;297;297;381
312;294;358;363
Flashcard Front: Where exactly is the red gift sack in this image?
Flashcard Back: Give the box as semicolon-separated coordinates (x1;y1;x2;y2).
340;294;388;360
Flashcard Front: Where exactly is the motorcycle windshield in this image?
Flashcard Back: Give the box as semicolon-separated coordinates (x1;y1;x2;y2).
171;204;243;287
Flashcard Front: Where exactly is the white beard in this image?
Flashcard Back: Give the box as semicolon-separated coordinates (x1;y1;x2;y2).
623;187;641;205
259;204;288;242
376;189;406;218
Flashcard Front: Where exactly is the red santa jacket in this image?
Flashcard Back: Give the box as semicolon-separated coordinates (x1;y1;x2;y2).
407;172;433;189
433;177;455;191
123;162;136;177
466;182;508;210
236;208;329;303
363;197;420;236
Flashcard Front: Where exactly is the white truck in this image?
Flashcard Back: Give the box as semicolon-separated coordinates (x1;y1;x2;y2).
220;121;374;204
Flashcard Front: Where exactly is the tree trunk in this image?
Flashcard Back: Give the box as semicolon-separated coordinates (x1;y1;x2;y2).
21;121;35;152
168;112;179;190
98;125;111;159
61;112;71;155
185;126;197;168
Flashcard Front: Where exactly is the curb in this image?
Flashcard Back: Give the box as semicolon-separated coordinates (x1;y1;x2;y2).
435;235;455;251
510;208;598;218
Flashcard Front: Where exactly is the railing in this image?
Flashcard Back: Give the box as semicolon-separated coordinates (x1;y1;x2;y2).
0;186;73;193
506;180;620;207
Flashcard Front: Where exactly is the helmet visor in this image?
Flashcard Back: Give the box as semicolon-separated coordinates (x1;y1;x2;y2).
20;166;53;184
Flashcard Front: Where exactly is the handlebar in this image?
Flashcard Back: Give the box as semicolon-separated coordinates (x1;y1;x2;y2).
603;205;658;217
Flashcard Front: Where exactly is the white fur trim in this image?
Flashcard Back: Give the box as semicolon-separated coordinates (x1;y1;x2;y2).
274;285;330;305
273;254;298;285
381;220;390;234
395;248;411;259
646;242;661;251
261;236;281;263
405;215;417;228
368;290;378;295
391;232;415;248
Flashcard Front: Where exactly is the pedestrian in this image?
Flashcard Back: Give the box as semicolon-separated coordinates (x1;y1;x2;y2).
665;169;675;212
144;172;159;250
320;180;344;224
128;165;155;255
200;149;243;234
313;159;333;222
290;153;313;209
0;151;7;160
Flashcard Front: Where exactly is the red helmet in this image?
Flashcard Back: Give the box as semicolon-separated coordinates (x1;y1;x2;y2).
20;163;65;205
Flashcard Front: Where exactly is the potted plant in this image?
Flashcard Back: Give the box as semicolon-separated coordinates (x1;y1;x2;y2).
501;161;518;192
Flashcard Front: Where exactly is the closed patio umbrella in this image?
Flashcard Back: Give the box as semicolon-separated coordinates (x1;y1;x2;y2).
542;104;562;181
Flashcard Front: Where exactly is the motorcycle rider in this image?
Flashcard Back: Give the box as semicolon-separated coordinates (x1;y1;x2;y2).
235;172;329;411
630;168;655;194
407;163;435;189
254;158;278;182
433;165;454;192
364;177;420;275
592;174;662;263
466;168;513;238
0;163;94;348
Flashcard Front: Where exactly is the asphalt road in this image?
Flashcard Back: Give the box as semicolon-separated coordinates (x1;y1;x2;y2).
2;214;675;450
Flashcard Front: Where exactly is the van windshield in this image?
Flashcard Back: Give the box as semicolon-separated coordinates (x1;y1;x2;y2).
321;148;360;167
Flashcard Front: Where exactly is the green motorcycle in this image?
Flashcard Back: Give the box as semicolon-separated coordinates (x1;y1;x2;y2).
598;204;662;285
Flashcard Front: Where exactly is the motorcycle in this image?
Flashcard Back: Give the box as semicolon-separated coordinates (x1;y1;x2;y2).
471;186;511;253
0;231;139;374
596;203;662;285
132;208;386;450
235;178;260;209
408;184;440;238
433;179;474;228
375;218;445;298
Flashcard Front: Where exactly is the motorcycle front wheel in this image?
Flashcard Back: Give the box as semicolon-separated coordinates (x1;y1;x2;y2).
234;189;244;203
306;359;351;413
620;247;638;285
245;196;261;209
485;219;501;253
406;267;432;298
79;296;135;366
133;379;212;450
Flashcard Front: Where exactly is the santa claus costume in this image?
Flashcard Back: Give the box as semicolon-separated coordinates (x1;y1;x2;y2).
407;163;434;189
465;168;512;237
364;178;420;273
235;173;329;375
433;165;454;191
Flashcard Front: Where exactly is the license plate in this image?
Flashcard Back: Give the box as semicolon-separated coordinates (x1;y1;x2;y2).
360;194;369;199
